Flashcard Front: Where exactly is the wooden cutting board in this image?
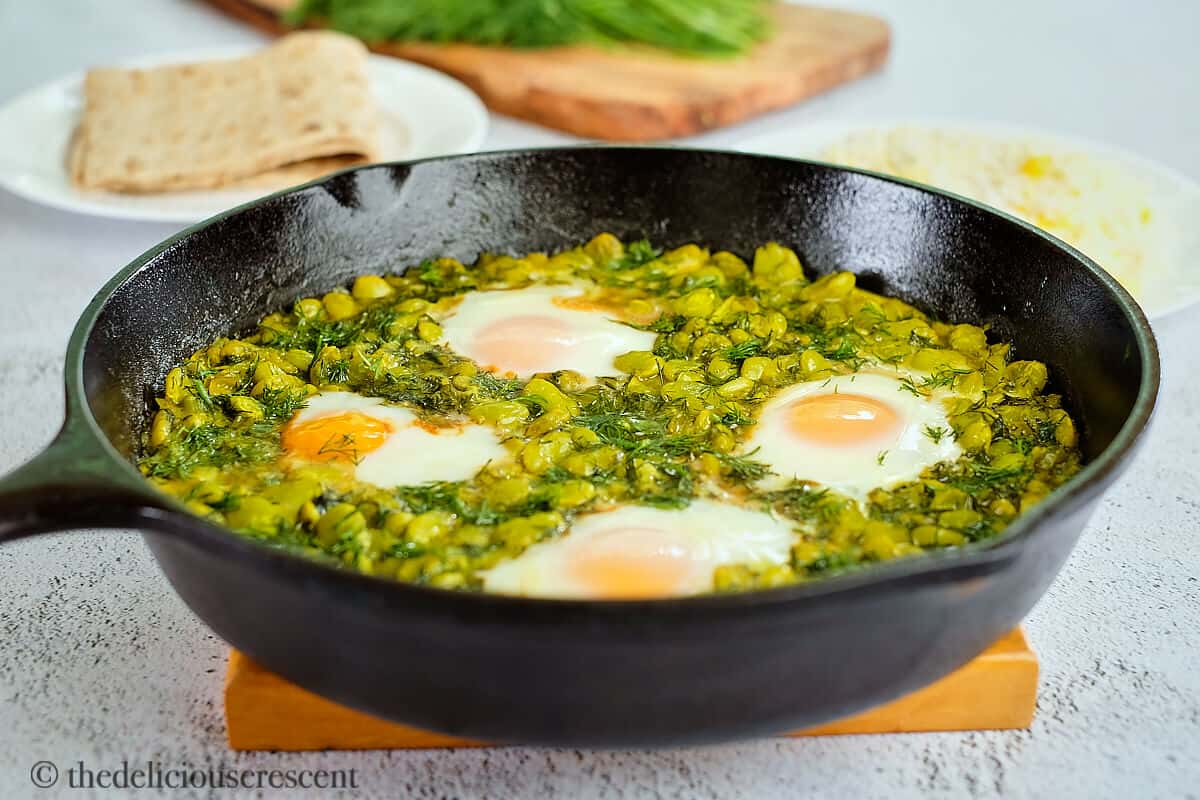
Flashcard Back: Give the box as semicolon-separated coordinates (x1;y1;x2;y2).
225;630;1037;750
201;0;890;141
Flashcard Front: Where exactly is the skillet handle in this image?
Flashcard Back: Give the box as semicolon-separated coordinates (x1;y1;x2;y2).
0;412;171;543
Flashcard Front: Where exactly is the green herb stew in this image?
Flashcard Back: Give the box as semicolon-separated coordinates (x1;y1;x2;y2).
139;235;1082;598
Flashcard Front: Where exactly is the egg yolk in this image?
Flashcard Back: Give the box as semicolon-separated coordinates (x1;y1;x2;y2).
785;392;901;447
568;527;692;599
473;315;577;375
282;412;394;464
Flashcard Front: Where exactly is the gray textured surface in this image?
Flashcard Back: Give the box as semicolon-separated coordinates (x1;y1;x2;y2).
1;1;1198;798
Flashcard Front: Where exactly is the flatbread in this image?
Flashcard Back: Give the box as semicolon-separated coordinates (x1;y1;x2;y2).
69;32;380;193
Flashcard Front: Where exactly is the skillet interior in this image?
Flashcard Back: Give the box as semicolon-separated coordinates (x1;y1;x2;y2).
87;149;1142;461
74;149;1153;745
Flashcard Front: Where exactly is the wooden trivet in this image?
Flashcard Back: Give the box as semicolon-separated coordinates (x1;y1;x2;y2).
225;629;1036;750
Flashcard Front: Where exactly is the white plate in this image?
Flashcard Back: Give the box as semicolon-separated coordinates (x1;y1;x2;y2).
735;120;1200;320
0;47;489;224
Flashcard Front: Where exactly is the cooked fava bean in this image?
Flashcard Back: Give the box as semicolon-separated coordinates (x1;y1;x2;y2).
139;235;1081;594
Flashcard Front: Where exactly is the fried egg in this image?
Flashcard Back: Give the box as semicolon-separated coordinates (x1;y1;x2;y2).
439;285;657;379
744;373;961;498
282;392;507;487
481;500;796;599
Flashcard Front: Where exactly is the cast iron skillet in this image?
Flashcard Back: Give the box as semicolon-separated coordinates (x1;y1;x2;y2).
0;149;1158;747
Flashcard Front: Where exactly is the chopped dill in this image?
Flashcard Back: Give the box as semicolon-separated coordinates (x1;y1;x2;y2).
392;481;513;526
760;484;846;524
859;304;888;324
474;372;523;398
614;239;662;270
258;388;309;421
720;408;755;428
923;425;947;444
900;368;972;396
718;451;772;482
141;422;281;479
941;461;1029;494
326;359;351;383
575;413;706;460
721;339;763;361
925;368;972;389
631;313;687;334
318;433;362;465
417;259;444;287
191;378;215;411
823;337;860;363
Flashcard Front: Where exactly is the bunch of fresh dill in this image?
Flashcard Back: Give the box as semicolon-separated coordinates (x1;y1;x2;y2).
287;0;772;57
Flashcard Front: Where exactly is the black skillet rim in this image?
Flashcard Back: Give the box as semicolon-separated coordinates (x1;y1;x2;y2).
62;146;1161;614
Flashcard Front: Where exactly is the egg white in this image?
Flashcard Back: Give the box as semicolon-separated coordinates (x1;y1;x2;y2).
480;499;796;599
288;392;507;487
439;285;657;379
744;373;962;498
